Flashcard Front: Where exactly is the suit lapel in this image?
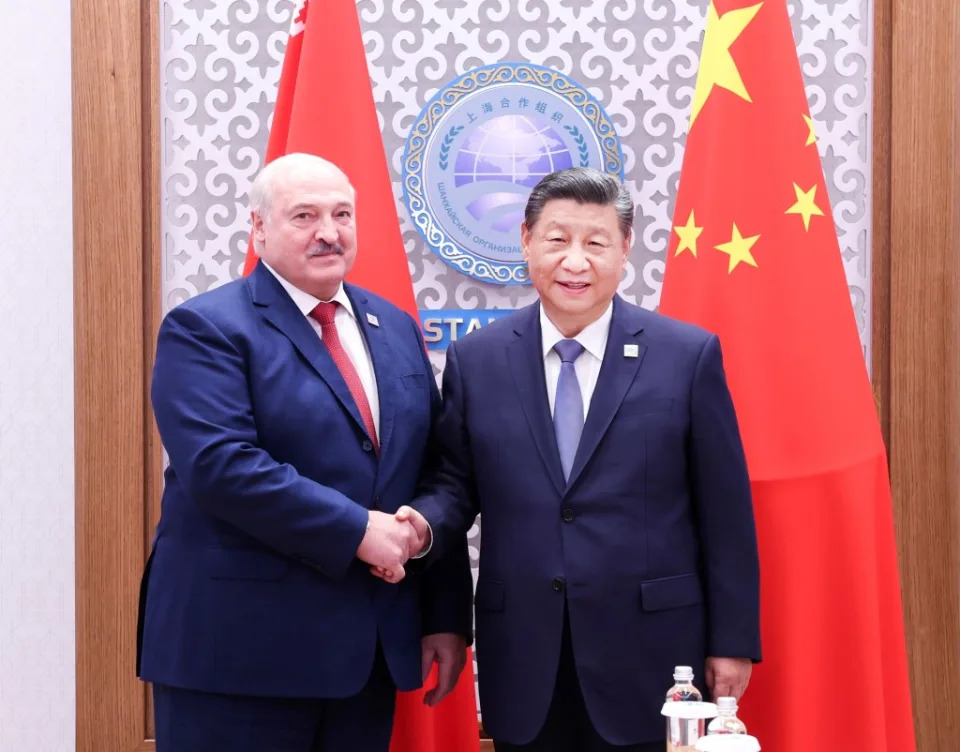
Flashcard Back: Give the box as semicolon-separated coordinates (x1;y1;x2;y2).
345;284;399;460
248;265;369;440
506;303;566;496
566;297;647;490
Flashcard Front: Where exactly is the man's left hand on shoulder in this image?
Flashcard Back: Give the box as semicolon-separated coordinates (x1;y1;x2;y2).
705;656;752;700
420;632;467;707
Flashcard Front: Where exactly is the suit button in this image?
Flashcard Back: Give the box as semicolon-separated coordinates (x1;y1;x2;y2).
362;440;374;453
562;508;574;522
552;577;565;592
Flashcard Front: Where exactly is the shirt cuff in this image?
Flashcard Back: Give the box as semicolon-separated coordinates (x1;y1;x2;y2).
411;517;433;559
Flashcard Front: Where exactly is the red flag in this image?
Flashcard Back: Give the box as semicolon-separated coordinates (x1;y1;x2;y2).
244;2;480;750
659;2;915;751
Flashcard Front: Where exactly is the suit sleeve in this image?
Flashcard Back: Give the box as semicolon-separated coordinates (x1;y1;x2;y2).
689;334;762;661
412;340;482;563
150;304;369;579
408;319;474;641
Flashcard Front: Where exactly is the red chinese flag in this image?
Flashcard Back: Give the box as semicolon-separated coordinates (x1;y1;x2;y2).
659;2;916;750
243;2;480;751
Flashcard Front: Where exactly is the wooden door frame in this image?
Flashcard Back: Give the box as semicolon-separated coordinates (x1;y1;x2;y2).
74;0;160;747
871;1;960;749
74;1;958;749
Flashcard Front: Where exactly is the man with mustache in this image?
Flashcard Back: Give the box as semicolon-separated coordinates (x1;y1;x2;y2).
138;153;472;751
388;168;760;751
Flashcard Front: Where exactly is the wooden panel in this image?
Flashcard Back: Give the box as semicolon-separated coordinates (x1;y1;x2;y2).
73;0;157;746
879;1;960;750
140;0;162;739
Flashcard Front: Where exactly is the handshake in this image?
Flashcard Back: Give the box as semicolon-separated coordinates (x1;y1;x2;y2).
356;506;430;584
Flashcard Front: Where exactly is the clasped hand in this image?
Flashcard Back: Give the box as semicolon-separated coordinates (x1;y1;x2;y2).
355;506;430;583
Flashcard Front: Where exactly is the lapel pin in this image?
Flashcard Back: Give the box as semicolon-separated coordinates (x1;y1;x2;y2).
623;344;639;358
366;312;380;327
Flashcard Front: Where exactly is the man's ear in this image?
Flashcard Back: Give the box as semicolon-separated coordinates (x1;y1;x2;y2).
521;221;531;262
251;210;266;244
619;229;632;270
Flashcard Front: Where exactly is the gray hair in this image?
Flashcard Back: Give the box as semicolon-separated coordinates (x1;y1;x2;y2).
249;152;354;216
523;167;634;238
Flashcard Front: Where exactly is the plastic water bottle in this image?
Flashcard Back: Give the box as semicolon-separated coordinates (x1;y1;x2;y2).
706;697;747;735
665;666;703;703
664;666;705;752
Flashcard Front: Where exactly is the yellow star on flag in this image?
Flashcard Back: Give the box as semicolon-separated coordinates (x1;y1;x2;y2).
715;223;760;273
803;114;817;146
690;1;764;127
785;183;825;231
674;210;704;257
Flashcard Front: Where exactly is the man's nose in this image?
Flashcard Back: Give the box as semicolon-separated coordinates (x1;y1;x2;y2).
560;245;589;272
313;217;338;243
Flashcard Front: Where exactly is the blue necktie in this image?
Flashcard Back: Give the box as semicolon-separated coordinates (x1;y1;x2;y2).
553;339;585;481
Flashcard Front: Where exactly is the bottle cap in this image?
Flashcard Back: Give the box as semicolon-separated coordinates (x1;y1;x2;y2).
673;665;694;681
716;696;738;712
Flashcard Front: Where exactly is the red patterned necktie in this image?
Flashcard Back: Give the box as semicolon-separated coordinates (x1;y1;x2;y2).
309;301;379;453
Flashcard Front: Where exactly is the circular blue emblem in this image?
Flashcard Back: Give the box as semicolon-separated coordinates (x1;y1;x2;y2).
402;63;625;285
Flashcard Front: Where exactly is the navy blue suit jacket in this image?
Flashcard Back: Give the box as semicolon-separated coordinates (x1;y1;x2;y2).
416;297;760;745
137;264;472;699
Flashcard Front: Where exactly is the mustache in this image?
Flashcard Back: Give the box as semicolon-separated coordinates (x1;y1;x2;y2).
306;241;346;257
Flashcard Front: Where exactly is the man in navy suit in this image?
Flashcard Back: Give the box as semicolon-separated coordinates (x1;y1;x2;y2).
138;153;472;752
393;168;761;751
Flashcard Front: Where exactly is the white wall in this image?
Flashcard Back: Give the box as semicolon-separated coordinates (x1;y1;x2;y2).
0;3;75;751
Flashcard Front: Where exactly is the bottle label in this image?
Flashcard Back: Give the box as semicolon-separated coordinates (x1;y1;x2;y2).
667;717;704;751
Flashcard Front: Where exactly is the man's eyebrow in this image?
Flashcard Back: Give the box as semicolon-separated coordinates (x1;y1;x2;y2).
288;202;315;213
296;199;354;211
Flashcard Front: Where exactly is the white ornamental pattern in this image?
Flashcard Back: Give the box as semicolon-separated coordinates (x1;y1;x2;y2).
160;0;873;715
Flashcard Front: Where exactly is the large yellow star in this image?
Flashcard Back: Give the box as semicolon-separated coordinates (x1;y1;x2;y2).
715;223;760;273
690;1;764;128
674;210;704;257
802;114;817;146
785;183;825;231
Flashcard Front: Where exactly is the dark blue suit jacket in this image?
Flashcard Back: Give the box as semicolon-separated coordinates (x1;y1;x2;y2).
137;264;472;699
416;297;760;745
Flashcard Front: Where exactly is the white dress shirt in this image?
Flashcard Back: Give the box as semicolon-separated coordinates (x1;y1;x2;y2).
540;302;613;419
261;262;380;439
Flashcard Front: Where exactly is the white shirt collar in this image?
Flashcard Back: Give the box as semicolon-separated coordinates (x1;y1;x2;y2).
540;301;614;362
260;260;356;319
